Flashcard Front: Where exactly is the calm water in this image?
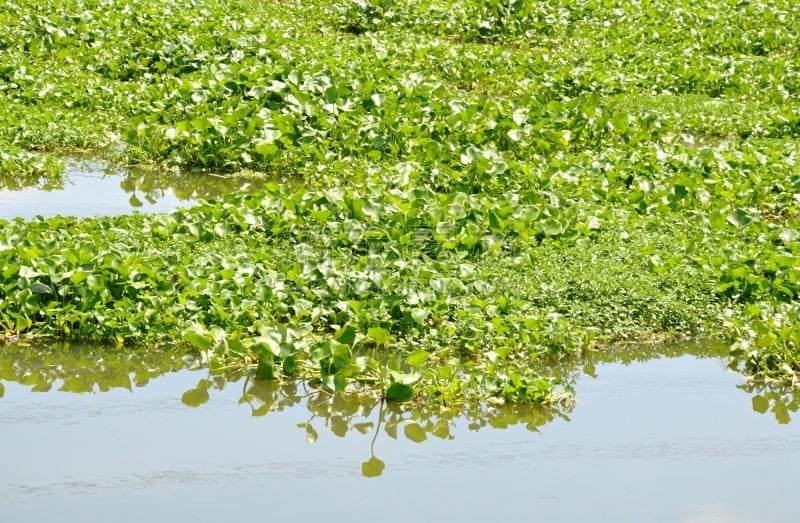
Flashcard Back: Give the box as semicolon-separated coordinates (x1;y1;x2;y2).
0;157;259;220
1;343;798;522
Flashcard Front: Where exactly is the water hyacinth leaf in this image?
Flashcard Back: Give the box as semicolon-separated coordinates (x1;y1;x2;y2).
384;420;398;439
779;229;799;244
386;382;414;402
542;219;564;236
29;282;50;294
507;129;524;142
183;325;213;351
672;185;688;200
410;308;430;325
70;271;90;285
335;325;357;346
262;129;282;144
727;209;754;228
32;381;53;393
367;327;391;345
59;376;94;393
406;349;430;368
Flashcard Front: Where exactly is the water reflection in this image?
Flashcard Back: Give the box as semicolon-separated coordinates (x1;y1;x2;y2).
0;341;569;477
0;156;263;219
1;340;797;479
0;166;62;191
3;341;797;522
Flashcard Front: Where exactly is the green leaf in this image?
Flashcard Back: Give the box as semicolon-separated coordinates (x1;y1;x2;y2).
70;271;90;284
727;209;754;228
406;350;430;368
183;326;213;351
335;325;357;346
507;129;524;142
262;129;282;144
541;218;564;236
367;327;391;345
386;382;414;402
410;308;430;325
30;282;50;294
779;229;799;244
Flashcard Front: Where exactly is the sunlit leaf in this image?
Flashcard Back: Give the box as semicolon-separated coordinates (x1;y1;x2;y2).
406;350;430;368
367;327;391;345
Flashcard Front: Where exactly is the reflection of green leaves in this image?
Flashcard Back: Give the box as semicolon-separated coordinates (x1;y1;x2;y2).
129;194;143;208
752;395;769;414
181;379;212;407
361;456;385;478
403;422;427;443
742;384;799;425
182;385;210;407
298;422;319;443
0;382;4;398
773;401;791;425
59;376;94;393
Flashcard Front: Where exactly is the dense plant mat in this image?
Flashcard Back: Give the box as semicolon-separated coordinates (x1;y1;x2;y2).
1;0;799;403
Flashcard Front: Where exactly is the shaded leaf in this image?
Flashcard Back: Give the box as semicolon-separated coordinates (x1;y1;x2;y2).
386;382;414;402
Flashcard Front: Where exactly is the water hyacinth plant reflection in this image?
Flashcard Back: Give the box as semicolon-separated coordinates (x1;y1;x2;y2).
2;341;797;478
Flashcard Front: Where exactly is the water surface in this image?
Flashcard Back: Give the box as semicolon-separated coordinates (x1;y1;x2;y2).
1;343;798;522
0;157;259;220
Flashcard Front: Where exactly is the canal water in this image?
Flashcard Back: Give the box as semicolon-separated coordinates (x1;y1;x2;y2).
0;157;259;220
1;343;797;522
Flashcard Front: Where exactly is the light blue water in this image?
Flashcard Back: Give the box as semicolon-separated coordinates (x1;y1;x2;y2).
1;352;797;523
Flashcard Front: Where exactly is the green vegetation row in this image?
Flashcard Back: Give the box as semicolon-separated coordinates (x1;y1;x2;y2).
1;0;799;402
2;180;798;402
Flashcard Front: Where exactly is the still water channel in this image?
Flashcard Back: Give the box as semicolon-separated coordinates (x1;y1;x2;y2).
1;343;798;522
0;156;259;220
